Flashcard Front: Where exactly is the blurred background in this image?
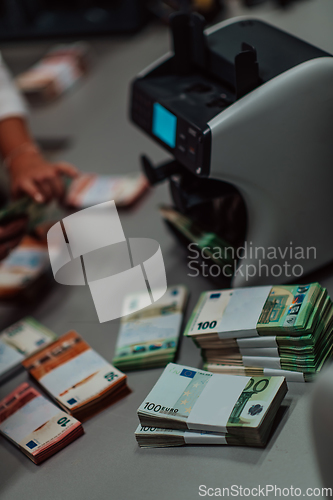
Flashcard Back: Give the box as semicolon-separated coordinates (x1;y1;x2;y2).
0;0;320;42
2;0;332;171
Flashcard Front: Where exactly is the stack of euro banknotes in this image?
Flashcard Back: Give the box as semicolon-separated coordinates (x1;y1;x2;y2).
22;331;129;421
135;362;287;448
185;283;333;382
113;285;188;371
0;319;130;463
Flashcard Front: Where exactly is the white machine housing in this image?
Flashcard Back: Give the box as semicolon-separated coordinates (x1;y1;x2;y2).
131;16;333;286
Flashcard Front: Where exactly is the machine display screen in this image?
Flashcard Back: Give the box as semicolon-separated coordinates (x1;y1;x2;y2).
152;103;177;148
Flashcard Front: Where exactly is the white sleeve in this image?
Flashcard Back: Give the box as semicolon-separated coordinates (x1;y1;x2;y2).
0;53;27;121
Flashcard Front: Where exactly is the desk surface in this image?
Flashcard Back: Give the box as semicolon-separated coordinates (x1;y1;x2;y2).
1;1;333;499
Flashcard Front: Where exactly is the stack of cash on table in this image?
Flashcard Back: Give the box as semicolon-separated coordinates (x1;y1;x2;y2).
113;285;188;371
0;236;50;298
0;318;57;383
135;363;287;448
184;283;333;382
0;383;83;464
15;42;90;104
66;172;149;209
22;331;129;421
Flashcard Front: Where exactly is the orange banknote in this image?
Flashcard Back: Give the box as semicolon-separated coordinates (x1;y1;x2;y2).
23;331;129;420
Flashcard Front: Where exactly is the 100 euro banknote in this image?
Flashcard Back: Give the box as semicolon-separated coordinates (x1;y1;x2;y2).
113;286;188;370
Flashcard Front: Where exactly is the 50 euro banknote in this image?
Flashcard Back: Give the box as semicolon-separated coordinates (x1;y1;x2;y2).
23;331;129;421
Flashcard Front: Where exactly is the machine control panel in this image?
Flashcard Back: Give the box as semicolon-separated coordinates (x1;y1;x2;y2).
131;86;211;176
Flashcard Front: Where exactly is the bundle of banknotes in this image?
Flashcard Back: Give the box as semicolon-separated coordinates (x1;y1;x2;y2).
0;383;83;464
0;197;46;233
66;172;149;209
16;42;90;104
113;285;188;371
136;363;287;447
159;205;234;273
0;178;71;232
135;425;237;447
184;283;333;382
0;235;50;299
22;331;129;421
0;192;72;298
0;317;57;382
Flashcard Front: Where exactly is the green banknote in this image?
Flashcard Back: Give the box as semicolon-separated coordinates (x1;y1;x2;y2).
159;205;235;273
137;363;287;446
113;286;188;371
257;283;325;334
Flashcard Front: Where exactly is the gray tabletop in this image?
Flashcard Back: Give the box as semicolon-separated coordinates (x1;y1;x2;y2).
1;1;333;499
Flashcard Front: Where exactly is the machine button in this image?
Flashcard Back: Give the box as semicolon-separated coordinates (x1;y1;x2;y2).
187;136;197;160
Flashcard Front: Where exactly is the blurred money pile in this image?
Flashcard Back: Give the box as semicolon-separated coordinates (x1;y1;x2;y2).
16;42;90;105
66;172;149;209
0;383;83;464
0;196;47;232
0;235;50;298
23;330;129;421
0;317;56;382
0;194;69;299
185;283;333;382
113;285;188;371
0;169;150;300
136;363;287;447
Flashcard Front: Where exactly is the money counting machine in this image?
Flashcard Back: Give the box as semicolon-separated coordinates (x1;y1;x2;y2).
130;14;333;286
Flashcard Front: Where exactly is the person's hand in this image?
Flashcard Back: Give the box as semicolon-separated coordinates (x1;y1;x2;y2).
9;148;78;204
0;217;27;261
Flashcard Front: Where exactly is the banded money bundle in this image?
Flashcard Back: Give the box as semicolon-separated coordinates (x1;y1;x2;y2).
66;172;149;209
16;42;90;104
113;285;188;371
0;235;50;298
0;197;46;232
136;363;287;447
184;283;333;382
0;383;83;464
159;205;235;274
135;425;245;447
0;317;57;382
23;331;129;421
